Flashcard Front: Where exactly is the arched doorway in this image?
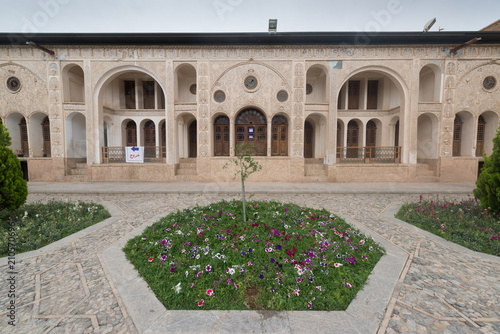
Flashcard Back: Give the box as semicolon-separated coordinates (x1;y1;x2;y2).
42;116;51;157
189;121;197;158
144;120;156;158
476;115;485;157
126;121;137;147
304;121;313;158
19;118;29;155
214;116;229;156
366;120;377;158
272;115;288;156
235;109;267;156
346;120;359;158
453;115;463;156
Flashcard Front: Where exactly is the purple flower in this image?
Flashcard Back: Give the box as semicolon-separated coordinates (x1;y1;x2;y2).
275;244;282;250
241;251;246;256
170;267;176;273
259;274;264;279
270;258;275;263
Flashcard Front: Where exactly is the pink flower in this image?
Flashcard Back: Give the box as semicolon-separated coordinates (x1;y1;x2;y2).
334;263;343;268
233;283;238;290
346;282;352;288
293;288;300;296
198;299;204;307
206;289;214;296
206;265;211;272
359;240;365;245
190;283;194;288
315;286;322;291
148;257;153;262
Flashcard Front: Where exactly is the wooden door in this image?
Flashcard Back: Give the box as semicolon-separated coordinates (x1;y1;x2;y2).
214;116;229;156
235;109;267;156
346;121;359;158
272;116;288;156
348;81;360;109
476;116;485;157
453;115;462;156
304;121;313;158
366;120;377;158
42;116;51;156
144;120;155;158
394;120;400;159
161;122;166;158
189;121;197;158
126;121;137;146
20;118;29;155
367;80;378;109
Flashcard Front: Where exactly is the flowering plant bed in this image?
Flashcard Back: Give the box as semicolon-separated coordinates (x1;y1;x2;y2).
0;200;110;256
123;200;384;311
396;196;500;256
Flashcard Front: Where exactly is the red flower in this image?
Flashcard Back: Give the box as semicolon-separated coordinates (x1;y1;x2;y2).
198;299;204;307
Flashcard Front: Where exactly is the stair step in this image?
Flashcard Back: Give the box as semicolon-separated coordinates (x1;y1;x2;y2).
417;169;436;177
305;158;323;164
69;169;88;175
177;169;197;175
179;162;196;169
175;175;198;181
305;164;327;170
75;163;88;169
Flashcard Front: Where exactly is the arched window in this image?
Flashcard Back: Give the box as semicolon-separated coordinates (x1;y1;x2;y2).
272;116;288;156
214;116;229;156
366;120;377;158
304;121;313;158
144;121;156;147
126;121;137;146
42;116;51;157
189;121;197;158
20;118;29;155
235;109;266;156
476;116;486;157
347;121;359;158
453;115;463;156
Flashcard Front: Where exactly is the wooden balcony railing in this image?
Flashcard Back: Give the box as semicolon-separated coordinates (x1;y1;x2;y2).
336;146;401;164
101;146;166;164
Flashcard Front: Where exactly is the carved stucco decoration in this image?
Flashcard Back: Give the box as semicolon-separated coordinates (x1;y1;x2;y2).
0;63;48;116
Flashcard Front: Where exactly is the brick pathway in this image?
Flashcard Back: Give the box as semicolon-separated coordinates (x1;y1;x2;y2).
1;193;499;333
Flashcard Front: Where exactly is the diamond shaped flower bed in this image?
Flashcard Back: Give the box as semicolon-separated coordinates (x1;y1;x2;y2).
123;200;384;311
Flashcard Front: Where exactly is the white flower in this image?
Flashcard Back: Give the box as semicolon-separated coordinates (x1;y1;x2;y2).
196;254;200;259
172;283;182;294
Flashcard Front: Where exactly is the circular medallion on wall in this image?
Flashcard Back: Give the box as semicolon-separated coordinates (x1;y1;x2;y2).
6;76;21;93
214;90;226;103
244;75;258;90
277;90;288;102
483;76;496;90
306;83;313;95
190;84;197;95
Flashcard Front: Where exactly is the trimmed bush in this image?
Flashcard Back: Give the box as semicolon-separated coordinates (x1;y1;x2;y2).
0;125;27;211
474;127;500;214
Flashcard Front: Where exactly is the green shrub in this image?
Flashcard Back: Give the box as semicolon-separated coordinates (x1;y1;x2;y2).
0;145;27;212
474;127;500;214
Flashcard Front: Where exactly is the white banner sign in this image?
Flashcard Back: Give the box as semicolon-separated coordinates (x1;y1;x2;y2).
126;146;144;163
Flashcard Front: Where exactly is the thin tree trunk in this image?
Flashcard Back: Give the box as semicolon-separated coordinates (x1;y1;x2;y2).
241;171;246;222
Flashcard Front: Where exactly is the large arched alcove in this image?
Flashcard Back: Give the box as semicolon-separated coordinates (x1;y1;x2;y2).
235;108;267;156
478;111;499;156
65;112;87;159
175;64;197;103
419;64;442;102
94;66;166;163
453;111;474;157
176;113;197;159
306;65;328;104
304;113;328;159
417;113;439;161
62;64;85;103
337;67;408;163
5;112;27;155
29;112;50;157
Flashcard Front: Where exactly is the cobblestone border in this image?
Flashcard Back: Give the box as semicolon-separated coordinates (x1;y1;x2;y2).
101;210;408;333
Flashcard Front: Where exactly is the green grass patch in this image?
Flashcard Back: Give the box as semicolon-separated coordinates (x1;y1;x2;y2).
0;200;110;256
396;196;500;256
123;199;384;311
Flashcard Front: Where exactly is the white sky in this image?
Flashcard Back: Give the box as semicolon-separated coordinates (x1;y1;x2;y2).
0;0;498;34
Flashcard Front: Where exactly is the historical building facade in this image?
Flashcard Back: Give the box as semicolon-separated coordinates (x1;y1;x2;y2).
1;30;500;182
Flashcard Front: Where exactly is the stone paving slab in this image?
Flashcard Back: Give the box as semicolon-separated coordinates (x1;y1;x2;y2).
1;190;499;334
27;181;476;195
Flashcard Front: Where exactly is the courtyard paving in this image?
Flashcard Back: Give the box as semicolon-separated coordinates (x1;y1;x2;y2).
1;182;499;333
